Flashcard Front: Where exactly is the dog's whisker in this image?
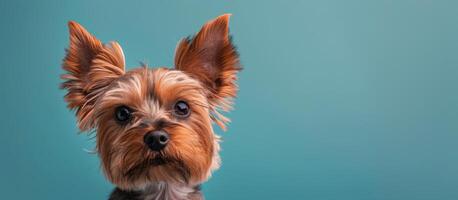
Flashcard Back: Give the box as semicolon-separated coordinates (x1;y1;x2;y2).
83;148;97;154
188;101;211;109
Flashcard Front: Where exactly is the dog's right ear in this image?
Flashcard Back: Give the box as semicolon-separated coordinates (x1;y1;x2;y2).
61;21;125;131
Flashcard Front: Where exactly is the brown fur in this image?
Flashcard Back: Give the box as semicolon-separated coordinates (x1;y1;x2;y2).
60;14;241;195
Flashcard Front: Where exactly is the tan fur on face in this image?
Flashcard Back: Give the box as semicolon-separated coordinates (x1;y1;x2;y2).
61;14;240;191
94;68;217;189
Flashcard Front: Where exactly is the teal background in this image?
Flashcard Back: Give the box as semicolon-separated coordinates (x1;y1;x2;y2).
1;1;457;199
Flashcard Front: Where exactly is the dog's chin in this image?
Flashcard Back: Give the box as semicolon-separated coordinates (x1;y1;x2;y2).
148;157;168;166
117;156;190;190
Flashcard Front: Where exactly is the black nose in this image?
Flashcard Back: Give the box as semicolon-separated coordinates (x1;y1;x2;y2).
144;130;169;151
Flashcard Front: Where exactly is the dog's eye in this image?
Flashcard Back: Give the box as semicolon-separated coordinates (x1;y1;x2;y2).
115;106;132;123
173;101;190;118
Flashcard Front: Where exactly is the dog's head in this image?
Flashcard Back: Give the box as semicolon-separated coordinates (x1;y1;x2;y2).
61;14;241;189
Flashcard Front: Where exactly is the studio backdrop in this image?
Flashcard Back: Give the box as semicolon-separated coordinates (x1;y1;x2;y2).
1;1;457;200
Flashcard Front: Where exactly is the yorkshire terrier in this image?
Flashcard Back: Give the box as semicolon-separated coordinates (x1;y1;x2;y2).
60;14;241;200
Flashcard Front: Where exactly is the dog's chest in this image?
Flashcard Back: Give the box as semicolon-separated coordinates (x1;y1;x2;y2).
109;183;203;200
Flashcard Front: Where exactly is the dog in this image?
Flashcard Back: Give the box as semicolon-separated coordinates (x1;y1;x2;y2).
60;14;241;200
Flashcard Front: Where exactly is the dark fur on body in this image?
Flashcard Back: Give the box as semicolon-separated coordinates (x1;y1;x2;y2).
109;185;203;200
61;14;241;200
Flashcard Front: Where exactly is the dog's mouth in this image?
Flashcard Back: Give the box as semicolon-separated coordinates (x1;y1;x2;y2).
149;157;167;166
123;156;190;183
124;157;167;177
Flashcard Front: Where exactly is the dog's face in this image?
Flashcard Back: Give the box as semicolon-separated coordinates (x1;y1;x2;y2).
61;14;240;189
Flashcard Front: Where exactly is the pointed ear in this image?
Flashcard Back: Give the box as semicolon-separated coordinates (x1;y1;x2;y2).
61;21;125;131
174;14;242;112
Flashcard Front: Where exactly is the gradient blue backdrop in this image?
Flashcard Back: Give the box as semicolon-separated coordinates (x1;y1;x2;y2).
1;1;457;199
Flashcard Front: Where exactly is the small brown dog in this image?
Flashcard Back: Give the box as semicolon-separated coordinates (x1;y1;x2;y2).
61;14;241;200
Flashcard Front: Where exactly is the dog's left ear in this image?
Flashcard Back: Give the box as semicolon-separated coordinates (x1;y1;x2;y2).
174;14;241;127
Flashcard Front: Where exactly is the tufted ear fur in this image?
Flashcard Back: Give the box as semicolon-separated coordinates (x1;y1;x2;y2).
61;21;125;131
174;14;242;129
